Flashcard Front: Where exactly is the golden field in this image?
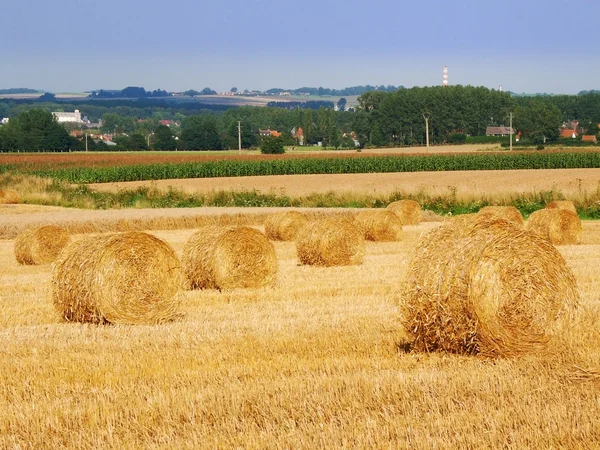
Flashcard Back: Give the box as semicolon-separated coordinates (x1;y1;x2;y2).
2;207;600;448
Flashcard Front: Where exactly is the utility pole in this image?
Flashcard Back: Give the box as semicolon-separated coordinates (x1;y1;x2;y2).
423;114;430;148
509;112;513;151
85;132;88;152
237;120;242;154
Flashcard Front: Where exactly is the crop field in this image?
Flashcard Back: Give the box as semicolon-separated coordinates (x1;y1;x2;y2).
1;209;600;448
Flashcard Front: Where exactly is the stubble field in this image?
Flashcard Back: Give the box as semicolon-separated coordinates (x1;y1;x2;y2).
1;204;600;448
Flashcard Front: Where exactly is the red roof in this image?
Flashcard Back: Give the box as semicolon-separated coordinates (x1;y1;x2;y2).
582;135;597;143
560;129;577;138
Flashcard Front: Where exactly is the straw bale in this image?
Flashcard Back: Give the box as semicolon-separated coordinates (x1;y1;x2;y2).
386;200;422;225
546;200;577;214
525;208;582;245
52;232;182;324
0;189;19;204
14;225;70;265
264;210;309;241
354;209;403;241
401;218;580;357
477;206;524;226
296;218;365;266
182;226;277;290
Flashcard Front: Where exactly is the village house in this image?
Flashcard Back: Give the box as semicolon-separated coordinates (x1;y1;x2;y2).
485;126;514;137
560;129;578;139
581;135;598;144
259;129;281;137
52;109;82;123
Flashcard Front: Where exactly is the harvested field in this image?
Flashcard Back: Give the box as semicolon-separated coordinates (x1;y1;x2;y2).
2;216;600;448
88;167;600;201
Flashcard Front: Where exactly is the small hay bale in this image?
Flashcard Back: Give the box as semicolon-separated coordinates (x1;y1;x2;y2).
401;218;579;357
477;206;523;226
52;232;182;324
14;225;70;265
546;200;577;214
0;189;20;204
182;226;277;290
525;208;582;245
386;200;422;225
296;218;365;266
264;210;309;241
354;209;403;241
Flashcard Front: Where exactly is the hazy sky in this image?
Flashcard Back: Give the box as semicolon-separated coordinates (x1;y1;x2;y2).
3;0;599;94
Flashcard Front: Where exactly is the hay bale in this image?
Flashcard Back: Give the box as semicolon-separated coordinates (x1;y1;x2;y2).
52;232;182;324
296;218;365;266
182;226;277;290
546;200;577;214
477;206;523;226
386;200;422;225
525;208;582;245
0;189;19;204
354;209;403;241
14;225;70;265
264;210;309;241
401;219;579;357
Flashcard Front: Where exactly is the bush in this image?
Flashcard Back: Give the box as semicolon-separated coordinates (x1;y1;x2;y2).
449;133;467;144
260;136;285;154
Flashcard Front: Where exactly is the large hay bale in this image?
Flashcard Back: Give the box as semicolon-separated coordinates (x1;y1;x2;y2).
477;206;523;226
264;210;309;241
52;232;182;324
0;189;20;204
525;208;582;245
546;200;577;214
14;225;70;265
401;219;579;357
296;218;365;266
386;200;422;225
354;209;403;241
182;226;277;290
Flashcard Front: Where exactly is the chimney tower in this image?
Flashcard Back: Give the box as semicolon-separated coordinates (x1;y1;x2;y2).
443;66;448;88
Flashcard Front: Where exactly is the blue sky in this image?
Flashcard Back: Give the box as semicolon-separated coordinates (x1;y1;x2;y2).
3;0;599;94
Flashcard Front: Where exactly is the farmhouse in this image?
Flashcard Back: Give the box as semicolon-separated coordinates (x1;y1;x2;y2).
485;126;514;136
581;135;598;144
560;129;578;139
259;129;281;137
52;110;82;123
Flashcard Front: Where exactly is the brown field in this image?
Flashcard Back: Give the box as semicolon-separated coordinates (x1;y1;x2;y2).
90;167;600;202
2;205;600;447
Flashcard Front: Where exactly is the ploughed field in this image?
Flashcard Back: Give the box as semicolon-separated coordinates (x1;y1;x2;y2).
1;206;600;448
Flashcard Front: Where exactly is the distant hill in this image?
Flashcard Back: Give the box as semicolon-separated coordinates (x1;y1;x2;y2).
0;88;42;95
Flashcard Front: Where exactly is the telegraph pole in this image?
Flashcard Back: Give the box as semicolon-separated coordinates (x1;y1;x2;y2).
423;114;430;148
85;132;88;151
237;121;242;154
509;112;513;151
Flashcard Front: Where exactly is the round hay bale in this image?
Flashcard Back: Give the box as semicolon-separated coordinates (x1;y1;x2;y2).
52;232;182;324
0;189;20;204
296;218;365;266
546;200;577;214
477;206;523;226
449;213;478;225
525;208;582;245
386;200;422;225
264;210;309;241
182;226;277;290
401;218;580;357
14;225;71;265
354;209;403;241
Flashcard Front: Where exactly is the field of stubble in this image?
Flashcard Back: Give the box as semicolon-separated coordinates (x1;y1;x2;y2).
2;215;600;449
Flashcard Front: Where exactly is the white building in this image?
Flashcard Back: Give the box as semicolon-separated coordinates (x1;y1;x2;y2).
52;109;82;123
0;118;8;125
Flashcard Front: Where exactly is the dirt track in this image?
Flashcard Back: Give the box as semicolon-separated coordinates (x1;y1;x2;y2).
89;168;600;200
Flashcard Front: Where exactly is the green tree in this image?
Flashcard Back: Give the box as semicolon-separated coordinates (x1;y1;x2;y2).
0;109;71;152
153;125;177;150
515;100;562;143
260;135;285;154
181;115;223;150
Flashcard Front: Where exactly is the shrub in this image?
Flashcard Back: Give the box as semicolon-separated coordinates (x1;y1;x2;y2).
260;136;285;154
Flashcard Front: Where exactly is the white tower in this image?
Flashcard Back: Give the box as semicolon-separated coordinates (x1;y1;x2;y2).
443;66;448;87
